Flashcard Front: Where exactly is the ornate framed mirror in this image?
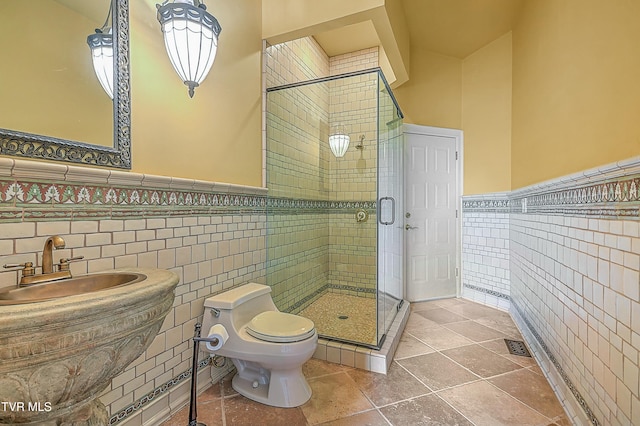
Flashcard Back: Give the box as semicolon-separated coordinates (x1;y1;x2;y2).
0;0;131;169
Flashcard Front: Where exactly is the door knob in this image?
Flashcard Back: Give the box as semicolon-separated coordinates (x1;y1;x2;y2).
405;224;418;230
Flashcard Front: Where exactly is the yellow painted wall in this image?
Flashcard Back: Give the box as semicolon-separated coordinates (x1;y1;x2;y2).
130;0;263;186
512;0;640;189
393;47;462;129
0;1;262;187
0;1;111;146
462;32;512;195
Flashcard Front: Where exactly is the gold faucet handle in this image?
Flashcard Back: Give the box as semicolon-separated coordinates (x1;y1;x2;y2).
3;262;36;277
58;256;85;272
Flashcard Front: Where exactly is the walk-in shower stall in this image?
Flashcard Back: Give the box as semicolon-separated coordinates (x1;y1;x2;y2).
265;68;403;349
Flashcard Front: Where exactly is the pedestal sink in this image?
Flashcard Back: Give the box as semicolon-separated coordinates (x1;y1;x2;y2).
0;268;179;425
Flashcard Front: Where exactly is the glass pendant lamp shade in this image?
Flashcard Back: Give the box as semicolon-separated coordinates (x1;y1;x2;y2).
87;32;114;99
87;5;114;99
329;131;350;158
157;0;222;98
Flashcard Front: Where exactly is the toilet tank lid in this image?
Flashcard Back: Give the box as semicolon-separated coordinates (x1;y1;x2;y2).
204;283;271;309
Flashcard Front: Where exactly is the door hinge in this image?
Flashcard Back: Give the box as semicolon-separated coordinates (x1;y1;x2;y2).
456;209;458;218
455;151;459;160
455;267;459;277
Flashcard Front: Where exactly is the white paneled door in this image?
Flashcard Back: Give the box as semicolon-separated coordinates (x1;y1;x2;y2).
404;125;462;301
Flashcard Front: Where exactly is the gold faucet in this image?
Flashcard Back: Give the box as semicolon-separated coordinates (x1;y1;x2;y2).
42;235;65;274
3;236;84;287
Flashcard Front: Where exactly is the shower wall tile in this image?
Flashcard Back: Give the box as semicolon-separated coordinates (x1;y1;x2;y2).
266;90;330;200
265;37;382;311
328;213;377;296
330;47;379;75
329;72;378;202
265;37;329;89
267;212;329;312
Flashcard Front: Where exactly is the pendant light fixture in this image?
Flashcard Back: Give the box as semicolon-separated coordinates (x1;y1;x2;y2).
329;125;350;158
87;2;114;99
156;0;222;98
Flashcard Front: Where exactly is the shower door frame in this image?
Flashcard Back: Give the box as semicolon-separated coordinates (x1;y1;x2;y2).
264;68;404;350
375;71;405;348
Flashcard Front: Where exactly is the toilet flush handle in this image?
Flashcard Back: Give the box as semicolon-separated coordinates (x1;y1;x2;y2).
210;308;220;318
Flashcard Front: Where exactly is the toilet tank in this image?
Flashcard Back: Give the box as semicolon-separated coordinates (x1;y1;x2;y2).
204;283;278;329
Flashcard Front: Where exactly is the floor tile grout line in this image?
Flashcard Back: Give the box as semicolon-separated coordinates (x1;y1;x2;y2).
479;343;538;368
375;408;394;426
163;299;568;426
481;377;558;423
370;391;441;410
390;357;516;406
436;341;526;380
391;359;439;394
431;344;487;380
394;335;535;403
440;319;513;343
397;329;439;355
220;394;227;426
403;327;475;352
421;304;562;423
430;389;480;426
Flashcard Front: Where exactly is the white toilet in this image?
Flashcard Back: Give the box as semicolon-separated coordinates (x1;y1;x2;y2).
201;283;317;408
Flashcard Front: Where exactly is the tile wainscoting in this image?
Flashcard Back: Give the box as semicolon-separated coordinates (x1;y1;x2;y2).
0;158;267;425
462;156;640;426
461;192;511;310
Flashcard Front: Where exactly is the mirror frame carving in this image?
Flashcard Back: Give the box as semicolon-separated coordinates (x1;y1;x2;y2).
0;0;131;169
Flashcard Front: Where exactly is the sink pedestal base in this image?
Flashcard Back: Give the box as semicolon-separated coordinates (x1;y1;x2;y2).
0;268;180;426
49;400;108;426
0;399;108;426
58;399;109;426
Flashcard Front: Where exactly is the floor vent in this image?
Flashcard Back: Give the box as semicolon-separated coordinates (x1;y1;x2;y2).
504;339;532;357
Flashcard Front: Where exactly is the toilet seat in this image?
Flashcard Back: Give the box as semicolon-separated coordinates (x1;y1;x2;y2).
246;311;315;343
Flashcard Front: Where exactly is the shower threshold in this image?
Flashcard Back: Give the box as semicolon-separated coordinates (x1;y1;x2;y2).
310;300;410;374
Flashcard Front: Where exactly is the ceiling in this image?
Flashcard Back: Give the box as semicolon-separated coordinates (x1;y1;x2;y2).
313;0;525;59
58;0;525;70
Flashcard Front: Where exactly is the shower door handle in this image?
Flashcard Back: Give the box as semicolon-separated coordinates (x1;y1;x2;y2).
378;197;396;225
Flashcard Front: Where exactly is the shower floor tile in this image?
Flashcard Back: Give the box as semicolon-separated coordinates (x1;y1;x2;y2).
299;292;377;345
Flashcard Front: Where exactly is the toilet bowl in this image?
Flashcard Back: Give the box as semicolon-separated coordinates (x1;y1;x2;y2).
201;283;317;408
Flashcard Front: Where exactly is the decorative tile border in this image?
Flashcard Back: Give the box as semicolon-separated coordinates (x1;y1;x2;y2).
0;183;379;222
461;194;510;213
109;357;212;425
0;162;271;222
463;160;640;219
461;157;640;426
462;283;510;300
0;157;270;213
266;197;377;213
0;179;267;209
513;173;640;218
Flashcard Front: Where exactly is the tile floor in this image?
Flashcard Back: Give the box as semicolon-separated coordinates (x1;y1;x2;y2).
300;292;377;344
160;298;569;425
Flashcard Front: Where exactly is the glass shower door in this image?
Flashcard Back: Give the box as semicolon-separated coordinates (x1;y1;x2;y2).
376;72;404;346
